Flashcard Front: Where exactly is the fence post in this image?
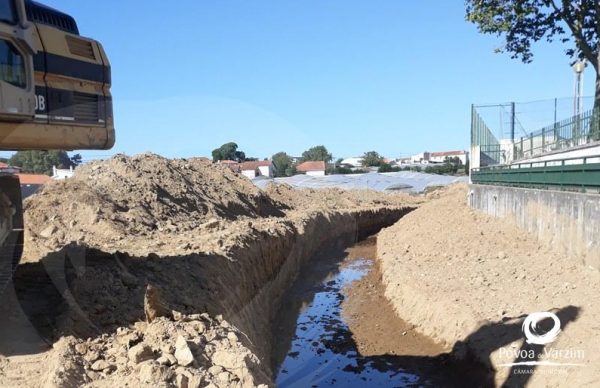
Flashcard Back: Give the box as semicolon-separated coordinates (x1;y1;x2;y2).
511;102;515;142
529;133;533;156
542;127;545;151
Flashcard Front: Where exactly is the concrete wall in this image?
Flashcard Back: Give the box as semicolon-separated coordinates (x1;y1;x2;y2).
469;184;600;269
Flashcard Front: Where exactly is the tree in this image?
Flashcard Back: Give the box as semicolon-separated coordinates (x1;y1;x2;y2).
466;1;600;108
272;152;294;177
9;150;80;175
378;162;393;172
212;142;246;162
301;145;332;163
361;151;385;167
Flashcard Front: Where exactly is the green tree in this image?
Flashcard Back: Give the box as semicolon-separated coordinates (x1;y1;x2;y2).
466;0;600;107
361;151;384;167
9;150;80;175
301;145;332;163
378;162;393;173
284;165;297;177
272;152;294;177
212;142;246;162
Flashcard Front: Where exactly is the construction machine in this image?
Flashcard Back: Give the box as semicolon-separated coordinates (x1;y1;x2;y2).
0;0;114;289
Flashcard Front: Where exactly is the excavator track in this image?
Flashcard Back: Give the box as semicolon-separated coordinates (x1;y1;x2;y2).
0;174;24;294
0;230;24;293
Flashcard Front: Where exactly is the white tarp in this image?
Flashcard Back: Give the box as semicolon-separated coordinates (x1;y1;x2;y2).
253;171;467;193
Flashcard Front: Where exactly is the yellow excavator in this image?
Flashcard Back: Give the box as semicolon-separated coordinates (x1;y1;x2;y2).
0;0;114;289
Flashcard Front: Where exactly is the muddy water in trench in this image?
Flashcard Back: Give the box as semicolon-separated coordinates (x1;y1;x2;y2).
272;236;468;388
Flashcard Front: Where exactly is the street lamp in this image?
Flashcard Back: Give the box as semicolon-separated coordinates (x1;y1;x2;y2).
573;59;586;117
573;59;586;143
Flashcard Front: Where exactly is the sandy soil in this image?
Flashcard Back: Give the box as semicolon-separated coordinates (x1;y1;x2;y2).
342;238;444;358
377;184;600;387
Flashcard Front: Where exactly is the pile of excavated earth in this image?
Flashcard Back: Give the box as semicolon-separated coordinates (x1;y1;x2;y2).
2;153;418;388
23;153;418;260
377;184;600;387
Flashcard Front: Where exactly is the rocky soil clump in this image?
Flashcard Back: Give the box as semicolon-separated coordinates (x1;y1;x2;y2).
50;313;268;388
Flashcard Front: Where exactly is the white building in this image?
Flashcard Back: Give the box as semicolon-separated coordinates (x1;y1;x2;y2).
410;152;431;164
340;157;364;168
52;165;75;180
296;161;326;176
429;150;469;165
240;161;275;179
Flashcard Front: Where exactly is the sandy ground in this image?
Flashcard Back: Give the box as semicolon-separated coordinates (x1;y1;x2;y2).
341;238;444;358
377;184;600;387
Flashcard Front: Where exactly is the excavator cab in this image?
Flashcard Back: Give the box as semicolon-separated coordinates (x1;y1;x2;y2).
0;0;115;291
0;0;114;150
0;0;36;120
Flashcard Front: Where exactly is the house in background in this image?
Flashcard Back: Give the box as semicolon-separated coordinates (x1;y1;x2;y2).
0;162;21;174
410;152;431;164
397;157;412;165
240;160;275;179
340;157;364;169
296;161;327;176
17;173;51;198
429;150;469;165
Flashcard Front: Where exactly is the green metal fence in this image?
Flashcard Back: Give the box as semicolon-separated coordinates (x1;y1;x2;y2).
471;155;600;192
471;106;502;165
513;108;600;161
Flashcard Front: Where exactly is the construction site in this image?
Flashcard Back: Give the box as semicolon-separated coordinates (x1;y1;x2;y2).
0;152;596;388
1;1;600;388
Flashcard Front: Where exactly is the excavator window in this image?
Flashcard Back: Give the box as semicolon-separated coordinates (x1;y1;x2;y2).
0;39;26;88
0;0;16;24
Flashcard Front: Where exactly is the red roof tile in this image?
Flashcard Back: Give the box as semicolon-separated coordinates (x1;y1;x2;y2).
17;174;51;185
240;161;272;171
296;161;326;172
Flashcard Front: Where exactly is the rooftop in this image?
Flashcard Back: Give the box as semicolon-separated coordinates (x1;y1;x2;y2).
240;160;272;170
430;150;466;157
18;173;51;185
297;161;326;172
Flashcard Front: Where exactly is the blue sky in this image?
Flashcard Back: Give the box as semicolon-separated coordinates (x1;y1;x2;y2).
41;0;595;161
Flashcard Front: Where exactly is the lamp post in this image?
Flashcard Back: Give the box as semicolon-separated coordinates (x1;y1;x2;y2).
573;59;586;142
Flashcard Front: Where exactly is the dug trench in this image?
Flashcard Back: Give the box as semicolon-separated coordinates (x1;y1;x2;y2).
3;206;415;386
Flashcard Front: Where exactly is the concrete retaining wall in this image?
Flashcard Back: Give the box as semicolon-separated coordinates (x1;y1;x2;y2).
469;184;600;269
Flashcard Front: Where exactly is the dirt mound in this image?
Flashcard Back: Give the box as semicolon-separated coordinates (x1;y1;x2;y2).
23;153;285;259
264;183;420;211
377;183;600;386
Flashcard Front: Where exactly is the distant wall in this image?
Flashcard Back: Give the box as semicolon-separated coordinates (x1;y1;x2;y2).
469;184;600;269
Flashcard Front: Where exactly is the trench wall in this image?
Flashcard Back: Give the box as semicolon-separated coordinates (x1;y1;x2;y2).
468;184;600;269
225;207;412;377
48;206;412;385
